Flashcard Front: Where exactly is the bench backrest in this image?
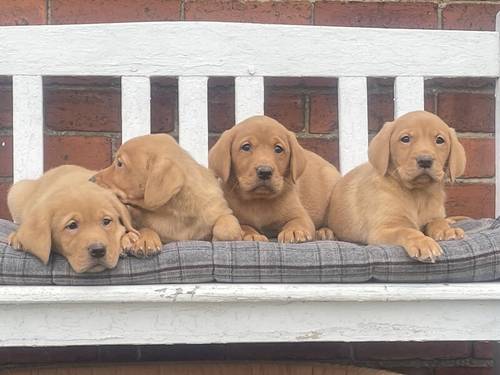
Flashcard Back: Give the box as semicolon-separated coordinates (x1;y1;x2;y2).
1;20;499;212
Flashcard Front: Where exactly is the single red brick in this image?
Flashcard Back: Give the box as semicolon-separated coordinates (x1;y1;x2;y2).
45;88;120;132
446;184;495;219
424;93;436;114
438;93;494;133
354;341;470;360
151;84;176;134
459;138;494;178
44;136;113;171
224;342;351;360
51;0;180;24
442;3;500;31
0;346;99;364
297;137;338;168
435;368;492;375
209;87;235;133
265;91;305;132
368;92;394;132
428;78;495;91
266;78;337;88
391;369;433;375
0;0;46;26
44;77;120;88
0;181;11;220
185;0;312;24
0;86;12;129
0;135;12;177
314;2;437;29
309;93;337;134
474;341;493;359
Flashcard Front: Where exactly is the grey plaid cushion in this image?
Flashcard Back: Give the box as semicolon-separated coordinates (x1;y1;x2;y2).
0;218;499;285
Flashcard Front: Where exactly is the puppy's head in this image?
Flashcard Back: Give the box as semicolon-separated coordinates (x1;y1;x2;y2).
368;111;466;188
14;183;135;273
209;115;307;200
92;134;184;211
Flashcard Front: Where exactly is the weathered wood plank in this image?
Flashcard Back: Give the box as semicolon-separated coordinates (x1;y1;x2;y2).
338;77;368;174
0;22;496;77
394;76;425;118
178;76;208;166
235;76;264;123
12;75;44;182
121;76;151;142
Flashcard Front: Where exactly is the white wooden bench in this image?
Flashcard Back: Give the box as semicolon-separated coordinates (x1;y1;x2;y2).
1;17;500;362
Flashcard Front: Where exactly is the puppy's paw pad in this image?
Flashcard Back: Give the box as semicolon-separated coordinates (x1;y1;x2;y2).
316;227;335;241
405;236;442;263
243;233;269;242
278;229;313;243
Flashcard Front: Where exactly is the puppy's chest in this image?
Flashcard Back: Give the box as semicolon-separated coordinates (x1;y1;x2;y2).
411;190;445;227
231;199;287;231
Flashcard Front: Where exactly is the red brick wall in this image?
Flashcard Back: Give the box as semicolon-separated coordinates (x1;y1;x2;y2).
0;1;497;373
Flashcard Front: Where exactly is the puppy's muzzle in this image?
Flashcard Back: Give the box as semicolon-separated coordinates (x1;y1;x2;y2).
416;155;433;169
256;165;273;180
88;243;106;258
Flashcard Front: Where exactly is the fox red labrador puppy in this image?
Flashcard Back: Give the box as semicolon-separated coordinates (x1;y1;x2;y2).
328;111;466;262
209;115;341;243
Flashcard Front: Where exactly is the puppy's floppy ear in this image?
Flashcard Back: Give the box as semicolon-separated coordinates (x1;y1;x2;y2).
446;128;466;182
368;121;395;176
208;129;234;183
287;131;307;183
144;157;184;211
108;193;139;235
10;203;52;264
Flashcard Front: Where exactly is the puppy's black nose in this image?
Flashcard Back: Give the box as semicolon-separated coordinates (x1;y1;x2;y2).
88;175;96;183
88;243;106;258
256;166;273;180
417;156;434;169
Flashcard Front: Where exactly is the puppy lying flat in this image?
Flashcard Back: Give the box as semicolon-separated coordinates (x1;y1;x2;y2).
92;134;242;249
209;115;341;243
328;111;466;262
7;165;137;273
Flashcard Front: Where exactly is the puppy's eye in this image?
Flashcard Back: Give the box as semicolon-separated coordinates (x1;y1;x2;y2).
116;159;123;168
436;136;445;145
102;218;112;226
65;221;78;231
241;143;251;152
400;135;411;144
274;145;284;154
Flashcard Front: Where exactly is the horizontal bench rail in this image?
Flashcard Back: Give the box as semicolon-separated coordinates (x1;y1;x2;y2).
0;22;497;77
1;283;500;346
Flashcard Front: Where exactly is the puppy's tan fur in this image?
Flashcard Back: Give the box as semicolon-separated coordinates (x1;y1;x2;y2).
93;134;242;246
209;115;341;243
7;165;136;273
328;111;466;262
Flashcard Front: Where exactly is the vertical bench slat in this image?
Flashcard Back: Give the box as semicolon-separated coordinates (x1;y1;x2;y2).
394;76;425;118
235;76;264;123
178;76;208;166
121;76;151;143
13;75;44;182
338;77;369;174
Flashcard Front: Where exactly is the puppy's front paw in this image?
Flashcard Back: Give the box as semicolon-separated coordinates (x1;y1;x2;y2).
243;232;269;242
405;236;442;263
316;227;335;241
120;231;139;254
278;229;313;243
213;222;243;241
123;229;162;258
7;231;23;250
428;227;465;241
